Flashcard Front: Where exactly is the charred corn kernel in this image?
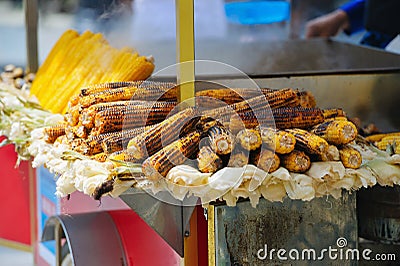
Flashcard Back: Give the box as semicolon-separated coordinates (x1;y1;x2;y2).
70;138;90;154
91;152;108;162
127;108;199;160
74;124;88;139
272;107;325;129
80;81;142;96
320;145;340;161
339;145;362;169
311;119;358;145
101;126;152;154
252;149;280;173
44;122;67;143
376;136;400;150
322;108;346;119
280;150;311;173
202;88;300;121
208;126;234;155
196;88;258;107
260;127;296;154
82;100;175;130
196;117;223;133
227;150;248;167
80;81;177;100
78;86;137;108
90;101;175;136
108;149;140;163
197;146;223;173
142;131;201;180
285;128;329;156
365;132;400;143
86;128;151;156
236;128;262;151
297;90;317;108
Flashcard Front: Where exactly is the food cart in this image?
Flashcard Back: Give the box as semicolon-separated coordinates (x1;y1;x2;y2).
1;0;400;265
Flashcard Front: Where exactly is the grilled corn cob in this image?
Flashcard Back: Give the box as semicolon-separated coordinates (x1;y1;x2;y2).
228;109;275;134
202;88;300;121
311;119;358;145
322;108;346;120
272;107;325;129
78;86;139;108
260;127;296;154
285;128;329;156
80;100;149;128
100;126;152;154
227;150;249;167
85;127;150;155
91;152;108;162
339;145;362;169
88;101;176;135
142;131;201;180
376;135;400;150
195;87;289;107
127;107;199;160
44;122;67;143
280;150;311;173
108;149;141;163
252;149;280;173
236;128;262;151
197;146;223;173
207;125;234;155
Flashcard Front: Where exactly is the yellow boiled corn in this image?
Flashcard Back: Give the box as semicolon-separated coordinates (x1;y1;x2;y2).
339;145;362;169
260;127;296;154
252;149;280;173
311;119;358;145
236;128;262;151
280;150;311;173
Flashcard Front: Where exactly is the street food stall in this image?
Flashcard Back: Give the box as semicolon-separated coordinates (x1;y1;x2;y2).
1;0;400;265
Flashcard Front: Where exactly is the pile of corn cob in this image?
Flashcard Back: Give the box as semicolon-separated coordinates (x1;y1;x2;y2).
36;83;371;200
30;29;155;114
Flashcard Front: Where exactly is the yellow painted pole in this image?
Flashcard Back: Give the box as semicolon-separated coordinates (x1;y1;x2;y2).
176;2;197;265
175;0;195;107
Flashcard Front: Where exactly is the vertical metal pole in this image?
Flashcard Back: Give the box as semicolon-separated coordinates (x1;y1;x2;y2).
24;0;39;73
175;0;195;107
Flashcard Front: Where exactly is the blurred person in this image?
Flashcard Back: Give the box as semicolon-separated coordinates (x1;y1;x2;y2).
305;0;400;48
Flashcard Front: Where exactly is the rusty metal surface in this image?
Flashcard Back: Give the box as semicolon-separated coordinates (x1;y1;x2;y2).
212;191;357;265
